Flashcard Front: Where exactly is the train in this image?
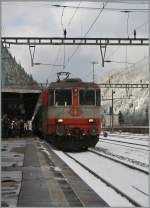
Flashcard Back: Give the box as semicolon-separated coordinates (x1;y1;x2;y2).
33;74;103;151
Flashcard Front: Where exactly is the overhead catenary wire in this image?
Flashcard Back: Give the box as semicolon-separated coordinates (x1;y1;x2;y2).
60;6;66;70
126;11;131;38
61;6;65;30
63;1;109;70
60;2;82;70
125;11;131;71
46;46;64;82
105;20;148;62
65;1;81;69
48;1;82;78
51;4;149;13
4;2;147;82
66;1;81;27
6;2;148;13
135;20;149;32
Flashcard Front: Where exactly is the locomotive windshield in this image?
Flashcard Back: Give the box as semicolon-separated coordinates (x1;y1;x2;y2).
48;90;54;106
55;89;72;106
79;89;100;106
96;90;100;106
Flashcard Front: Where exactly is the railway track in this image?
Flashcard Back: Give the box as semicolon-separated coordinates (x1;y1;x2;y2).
89;148;149;174
64;152;142;207
99;139;149;151
40;138;148;207
41;139;109;207
100;138;148;149
106;134;148;141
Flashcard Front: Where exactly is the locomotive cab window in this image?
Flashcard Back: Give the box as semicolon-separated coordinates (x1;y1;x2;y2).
96;89;101;106
48;90;54;106
79;89;95;105
55;89;72;106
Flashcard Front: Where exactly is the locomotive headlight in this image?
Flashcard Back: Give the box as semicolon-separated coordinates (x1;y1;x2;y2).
88;118;94;123
57;118;63;123
88;128;97;136
56;126;65;136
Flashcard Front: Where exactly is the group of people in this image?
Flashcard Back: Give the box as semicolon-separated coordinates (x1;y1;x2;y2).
2;114;32;138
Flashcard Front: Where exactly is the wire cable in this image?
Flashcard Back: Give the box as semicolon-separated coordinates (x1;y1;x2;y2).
61;2;82;70
66;1;81;27
126;11;130;38
63;44;66;70
125;11;131;70
105;20;148;62
51;4;149;13
63;1;109;70
61;6;65;30
60;6;66;70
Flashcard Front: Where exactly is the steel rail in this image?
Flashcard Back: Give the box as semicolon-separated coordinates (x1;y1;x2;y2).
105;133;148;141
89;149;149;174
99;139;149;152
100;138;148;147
64;152;142;207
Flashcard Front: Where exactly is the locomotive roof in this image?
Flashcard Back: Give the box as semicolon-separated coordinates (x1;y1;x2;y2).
47;79;100;89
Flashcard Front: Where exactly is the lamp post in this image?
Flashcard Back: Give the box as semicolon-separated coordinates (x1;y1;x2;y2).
111;90;115;132
92;61;99;83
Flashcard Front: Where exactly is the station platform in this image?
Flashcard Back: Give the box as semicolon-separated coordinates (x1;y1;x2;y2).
2;137;108;207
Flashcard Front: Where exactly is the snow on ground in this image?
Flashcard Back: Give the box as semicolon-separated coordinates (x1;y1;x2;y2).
95;142;148;172
98;132;149;166
67;151;148;207
54;150;133;207
54;132;149;207
101;132;149;146
108;132;149;140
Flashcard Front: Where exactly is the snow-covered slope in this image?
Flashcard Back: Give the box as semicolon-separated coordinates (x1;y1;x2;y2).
97;57;149;125
2;45;38;88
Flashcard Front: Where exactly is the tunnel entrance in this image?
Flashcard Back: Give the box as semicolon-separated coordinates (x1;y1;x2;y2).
2;88;41;121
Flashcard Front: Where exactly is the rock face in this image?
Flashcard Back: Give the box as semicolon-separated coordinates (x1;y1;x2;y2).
98;57;149;126
2;45;38;88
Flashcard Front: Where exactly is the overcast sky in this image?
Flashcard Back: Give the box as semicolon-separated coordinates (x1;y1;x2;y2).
2;1;149;83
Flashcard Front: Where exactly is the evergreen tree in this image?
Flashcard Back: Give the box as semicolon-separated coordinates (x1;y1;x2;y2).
118;111;124;125
145;106;149;125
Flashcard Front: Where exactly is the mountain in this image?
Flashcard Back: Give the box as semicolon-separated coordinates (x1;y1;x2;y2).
97;57;149;126
2;45;38;89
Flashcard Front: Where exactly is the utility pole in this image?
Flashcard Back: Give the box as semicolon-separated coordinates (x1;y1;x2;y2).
111;90;115;131
92;61;98;83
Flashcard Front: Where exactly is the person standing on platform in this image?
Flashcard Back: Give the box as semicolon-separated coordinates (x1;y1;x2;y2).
24;121;28;136
2;114;10;138
27;120;32;135
20;118;24;137
16;118;21;138
13;117;18;137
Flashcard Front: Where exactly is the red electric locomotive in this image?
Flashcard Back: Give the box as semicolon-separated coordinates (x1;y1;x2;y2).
33;73;103;151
